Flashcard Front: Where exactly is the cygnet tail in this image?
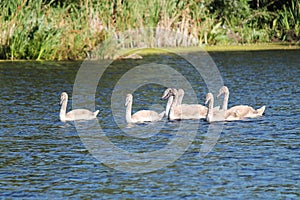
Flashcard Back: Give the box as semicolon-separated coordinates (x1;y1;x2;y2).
159;111;166;120
256;106;265;116
94;110;100;117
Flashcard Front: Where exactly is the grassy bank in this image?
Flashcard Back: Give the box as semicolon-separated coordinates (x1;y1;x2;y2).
122;43;300;57
1;0;299;60
203;42;300;51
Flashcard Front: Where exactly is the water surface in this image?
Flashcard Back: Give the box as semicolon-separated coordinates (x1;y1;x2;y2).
0;50;299;199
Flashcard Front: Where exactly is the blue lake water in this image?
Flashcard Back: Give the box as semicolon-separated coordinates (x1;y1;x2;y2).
0;50;299;199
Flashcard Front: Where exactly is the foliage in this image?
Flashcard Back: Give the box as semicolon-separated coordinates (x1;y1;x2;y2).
0;0;299;60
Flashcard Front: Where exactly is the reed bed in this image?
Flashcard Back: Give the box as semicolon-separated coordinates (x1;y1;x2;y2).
0;0;299;60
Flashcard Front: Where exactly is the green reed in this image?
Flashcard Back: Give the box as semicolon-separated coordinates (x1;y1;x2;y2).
0;0;299;60
277;0;300;41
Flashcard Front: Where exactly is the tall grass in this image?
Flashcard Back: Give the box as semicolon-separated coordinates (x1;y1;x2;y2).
0;0;299;60
277;0;300;41
0;0;105;60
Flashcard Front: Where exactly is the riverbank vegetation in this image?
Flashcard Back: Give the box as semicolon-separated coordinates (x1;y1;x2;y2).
1;0;299;60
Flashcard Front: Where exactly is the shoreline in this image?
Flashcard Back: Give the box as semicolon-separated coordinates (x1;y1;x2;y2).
203;42;300;51
1;42;299;62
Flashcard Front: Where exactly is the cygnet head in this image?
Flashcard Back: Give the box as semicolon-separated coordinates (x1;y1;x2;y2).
177;88;184;96
60;92;68;105
162;88;177;100
217;86;229;98
125;94;133;106
205;93;213;105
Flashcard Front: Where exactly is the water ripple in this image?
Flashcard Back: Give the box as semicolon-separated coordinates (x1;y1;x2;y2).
1;51;300;198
